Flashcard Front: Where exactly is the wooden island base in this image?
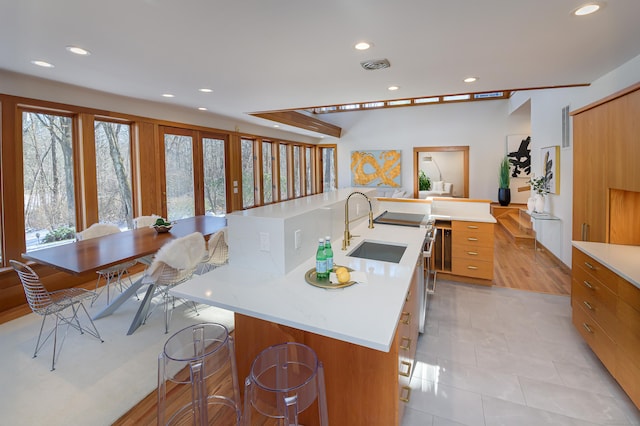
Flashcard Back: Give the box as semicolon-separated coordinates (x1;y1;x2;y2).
234;312;410;426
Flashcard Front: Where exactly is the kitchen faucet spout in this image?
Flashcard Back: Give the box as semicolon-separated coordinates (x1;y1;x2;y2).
342;191;374;250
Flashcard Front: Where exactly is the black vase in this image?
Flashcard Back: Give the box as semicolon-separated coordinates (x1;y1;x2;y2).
498;188;511;206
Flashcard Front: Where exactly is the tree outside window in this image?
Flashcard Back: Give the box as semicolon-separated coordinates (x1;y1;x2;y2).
22;111;76;251
280;144;288;201
164;134;195;220
95;121;133;229
241;138;256;208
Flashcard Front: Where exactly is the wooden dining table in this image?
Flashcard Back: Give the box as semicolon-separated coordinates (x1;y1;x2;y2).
22;215;225;334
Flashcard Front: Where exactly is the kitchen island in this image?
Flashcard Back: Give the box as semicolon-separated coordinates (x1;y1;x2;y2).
172;214;427;425
172;192;499;424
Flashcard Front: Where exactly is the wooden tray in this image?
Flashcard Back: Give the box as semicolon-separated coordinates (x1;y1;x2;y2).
305;265;355;289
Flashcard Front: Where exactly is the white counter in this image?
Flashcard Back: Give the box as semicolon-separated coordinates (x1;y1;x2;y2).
572;241;640;289
171;219;427;352
377;197;497;224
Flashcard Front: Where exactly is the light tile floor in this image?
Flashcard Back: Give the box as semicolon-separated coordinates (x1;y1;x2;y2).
402;281;640;426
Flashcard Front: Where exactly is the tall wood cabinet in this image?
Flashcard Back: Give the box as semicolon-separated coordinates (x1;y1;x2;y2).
571;82;640;409
571;83;640;243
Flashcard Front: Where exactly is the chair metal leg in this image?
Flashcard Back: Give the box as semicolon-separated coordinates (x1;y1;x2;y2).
34;314;48;359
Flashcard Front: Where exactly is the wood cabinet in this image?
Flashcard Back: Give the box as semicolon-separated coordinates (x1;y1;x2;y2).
451;220;494;281
234;257;421;425
571;247;640;408
571;83;640;243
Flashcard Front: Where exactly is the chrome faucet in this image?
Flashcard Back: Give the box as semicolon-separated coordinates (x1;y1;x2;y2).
342;191;374;250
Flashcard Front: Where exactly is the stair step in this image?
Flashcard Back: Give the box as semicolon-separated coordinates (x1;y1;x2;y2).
497;212;535;242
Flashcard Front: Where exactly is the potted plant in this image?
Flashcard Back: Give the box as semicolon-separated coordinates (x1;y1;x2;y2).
528;175;549;212
498;156;511;206
418;170;431;191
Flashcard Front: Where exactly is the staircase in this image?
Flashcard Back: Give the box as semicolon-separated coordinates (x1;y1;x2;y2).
490;204;535;245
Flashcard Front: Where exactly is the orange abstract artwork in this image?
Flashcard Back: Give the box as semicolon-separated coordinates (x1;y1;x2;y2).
351;150;401;187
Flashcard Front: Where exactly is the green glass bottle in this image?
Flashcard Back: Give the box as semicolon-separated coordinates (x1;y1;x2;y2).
316;238;328;280
324;236;334;273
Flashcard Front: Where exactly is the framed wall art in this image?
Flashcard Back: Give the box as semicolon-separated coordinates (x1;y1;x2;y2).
541;145;560;194
350;150;401;187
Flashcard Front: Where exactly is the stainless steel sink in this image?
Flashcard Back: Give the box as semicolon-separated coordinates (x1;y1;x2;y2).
347;240;407;263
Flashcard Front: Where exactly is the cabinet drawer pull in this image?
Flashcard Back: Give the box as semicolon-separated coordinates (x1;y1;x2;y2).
400;337;412;351
399;360;412;377
467;237;479;241
584;261;595;270
582;323;593;334
583;301;594;310
467;251;479;256
467;225;479;229
467;265;478;270
583;280;593;289
399;386;411;403
401;312;411;325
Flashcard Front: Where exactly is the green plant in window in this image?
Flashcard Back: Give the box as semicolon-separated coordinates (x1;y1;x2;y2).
418;170;431;191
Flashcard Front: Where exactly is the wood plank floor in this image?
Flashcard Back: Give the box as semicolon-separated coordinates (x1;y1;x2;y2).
1;225;572;424
492;224;571;295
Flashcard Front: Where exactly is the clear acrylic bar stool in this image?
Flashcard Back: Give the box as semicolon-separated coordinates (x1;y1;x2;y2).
243;342;328;426
158;323;241;425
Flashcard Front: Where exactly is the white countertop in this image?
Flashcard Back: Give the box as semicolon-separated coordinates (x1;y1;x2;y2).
227;188;376;220
171;220;427;352
572;241;640;289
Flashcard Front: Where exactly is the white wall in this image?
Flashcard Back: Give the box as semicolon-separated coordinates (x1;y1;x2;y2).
0;69;319;144
328;100;531;201
511;53;640;266
325;51;640;268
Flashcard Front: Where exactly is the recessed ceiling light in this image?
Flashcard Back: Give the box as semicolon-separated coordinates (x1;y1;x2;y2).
464;77;478;83
66;46;90;55
162;93;175;98
198;107;207;111
388;85;399;91
355;41;372;50
573;2;602;16
199;88;213;93
31;60;54;68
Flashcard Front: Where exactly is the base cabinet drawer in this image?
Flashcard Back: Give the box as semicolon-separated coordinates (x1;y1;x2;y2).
572;300;617;376
453;230;494;248
452;221;494;234
572;249;622;293
452;258;493;280
452;244;494;261
571;278;618;337
572;266;618;313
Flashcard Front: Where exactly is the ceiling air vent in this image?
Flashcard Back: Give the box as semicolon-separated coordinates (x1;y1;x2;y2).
360;58;390;70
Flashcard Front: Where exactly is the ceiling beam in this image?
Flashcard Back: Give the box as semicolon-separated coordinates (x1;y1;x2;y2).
250;110;342;138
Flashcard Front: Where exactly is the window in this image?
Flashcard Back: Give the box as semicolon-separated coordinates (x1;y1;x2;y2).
203;136;227;215
95;120;133;229
293;145;301;198
22;111;76;251
241;138;256;208
279;144;289;201
305;147;313;195
320;146;337;191
164;132;194;220
262;141;273;204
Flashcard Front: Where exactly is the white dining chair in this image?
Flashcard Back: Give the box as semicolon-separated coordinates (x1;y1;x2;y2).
142;232;206;333
197;227;229;274
77;223;137;306
133;214;161;229
133;215;162;268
